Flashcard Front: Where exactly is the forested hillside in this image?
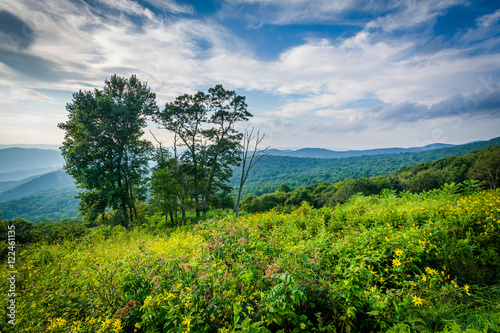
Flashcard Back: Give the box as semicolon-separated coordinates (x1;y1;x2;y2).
239;144;500;213
231;136;500;197
1;137;499;223
0;169;74;202
0;187;80;221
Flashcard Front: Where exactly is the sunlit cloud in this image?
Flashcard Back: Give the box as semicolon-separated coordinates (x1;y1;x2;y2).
0;0;499;148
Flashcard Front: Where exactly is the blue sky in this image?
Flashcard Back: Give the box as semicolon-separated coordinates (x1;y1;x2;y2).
0;0;499;150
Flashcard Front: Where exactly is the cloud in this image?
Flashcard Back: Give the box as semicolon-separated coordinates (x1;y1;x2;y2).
142;0;194;14
0;10;35;50
365;0;466;32
0;0;499;147
371;85;500;125
476;8;500;27
218;0;405;26
218;0;467;29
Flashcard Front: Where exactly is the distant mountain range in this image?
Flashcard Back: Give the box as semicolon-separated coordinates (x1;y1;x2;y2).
0;148;64;181
0;169;75;202
0;136;499;221
230;136;500;197
266;142;457;159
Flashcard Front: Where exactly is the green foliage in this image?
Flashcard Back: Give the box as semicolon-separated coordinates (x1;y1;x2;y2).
238;145;500;214
231;137;500;199
58;74;157;225
152;84;251;219
149;151;185;226
2;188;499;332
0;187;81;222
466;145;500;189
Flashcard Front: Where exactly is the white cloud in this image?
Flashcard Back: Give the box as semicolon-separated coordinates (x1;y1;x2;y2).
476;8;500;27
366;0;467;32
0;0;499;148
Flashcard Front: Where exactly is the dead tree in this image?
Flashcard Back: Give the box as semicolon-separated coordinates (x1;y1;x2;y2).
235;127;269;217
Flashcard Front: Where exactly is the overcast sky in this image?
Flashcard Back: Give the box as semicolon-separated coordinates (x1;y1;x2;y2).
0;0;499;150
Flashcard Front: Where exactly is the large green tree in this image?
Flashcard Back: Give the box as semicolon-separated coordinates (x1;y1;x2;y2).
152;84;251;217
467;145;500;189
58;75;157;225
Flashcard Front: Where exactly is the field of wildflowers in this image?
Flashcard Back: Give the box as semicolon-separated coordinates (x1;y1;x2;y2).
1;188;499;332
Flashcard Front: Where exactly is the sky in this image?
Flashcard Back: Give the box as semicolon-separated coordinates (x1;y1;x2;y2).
0;0;499;150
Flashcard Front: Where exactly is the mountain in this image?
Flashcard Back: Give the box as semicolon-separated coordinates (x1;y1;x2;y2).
0;167;61;182
0;147;64;181
0;169;75;202
0;187;80;221
266;142;457;159
0;144;61;150
231;136;500;197
1;136;498;222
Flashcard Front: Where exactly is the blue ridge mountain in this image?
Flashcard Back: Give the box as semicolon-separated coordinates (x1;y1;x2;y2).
266;143;456;159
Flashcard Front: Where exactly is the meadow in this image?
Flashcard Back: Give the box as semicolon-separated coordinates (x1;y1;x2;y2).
1;186;500;332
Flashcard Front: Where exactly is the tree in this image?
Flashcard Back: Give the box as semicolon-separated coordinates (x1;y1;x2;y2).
58;74;157;226
150;156;184;225
235;128;269;217
467;145;500;189
201;85;252;214
153;84;251;217
153;92;206;217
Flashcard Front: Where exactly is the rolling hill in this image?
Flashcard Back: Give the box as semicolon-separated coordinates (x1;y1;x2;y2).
0;187;80;221
0;147;64;181
231;136;500;197
1;136;498;222
0;169;75;202
266;142;456;158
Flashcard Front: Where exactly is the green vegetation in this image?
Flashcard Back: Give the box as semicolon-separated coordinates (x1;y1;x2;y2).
231;136;500;198
151;84;251;219
58;75;157;225
1;138;499;223
0;170;74;202
1;186;499;332
2;75;500;332
240;145;500;213
0;187;80;222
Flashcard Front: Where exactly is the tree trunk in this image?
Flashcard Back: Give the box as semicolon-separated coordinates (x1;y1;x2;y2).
236;186;243;217
128;177;138;221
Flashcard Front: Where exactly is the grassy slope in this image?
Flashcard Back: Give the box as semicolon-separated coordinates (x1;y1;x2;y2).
2;188;499;332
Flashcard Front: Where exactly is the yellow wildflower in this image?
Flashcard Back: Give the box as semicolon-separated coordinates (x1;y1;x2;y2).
113;319;122;333
300;323;306;330
464;284;471;296
143;295;152;306
395;249;404;257
392;258;402;267
412;295;424;306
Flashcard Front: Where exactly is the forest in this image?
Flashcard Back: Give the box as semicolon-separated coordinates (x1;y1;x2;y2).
1;75;499;332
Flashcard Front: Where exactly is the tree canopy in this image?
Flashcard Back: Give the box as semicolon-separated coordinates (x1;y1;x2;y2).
58;74;157;225
151;84;251;218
